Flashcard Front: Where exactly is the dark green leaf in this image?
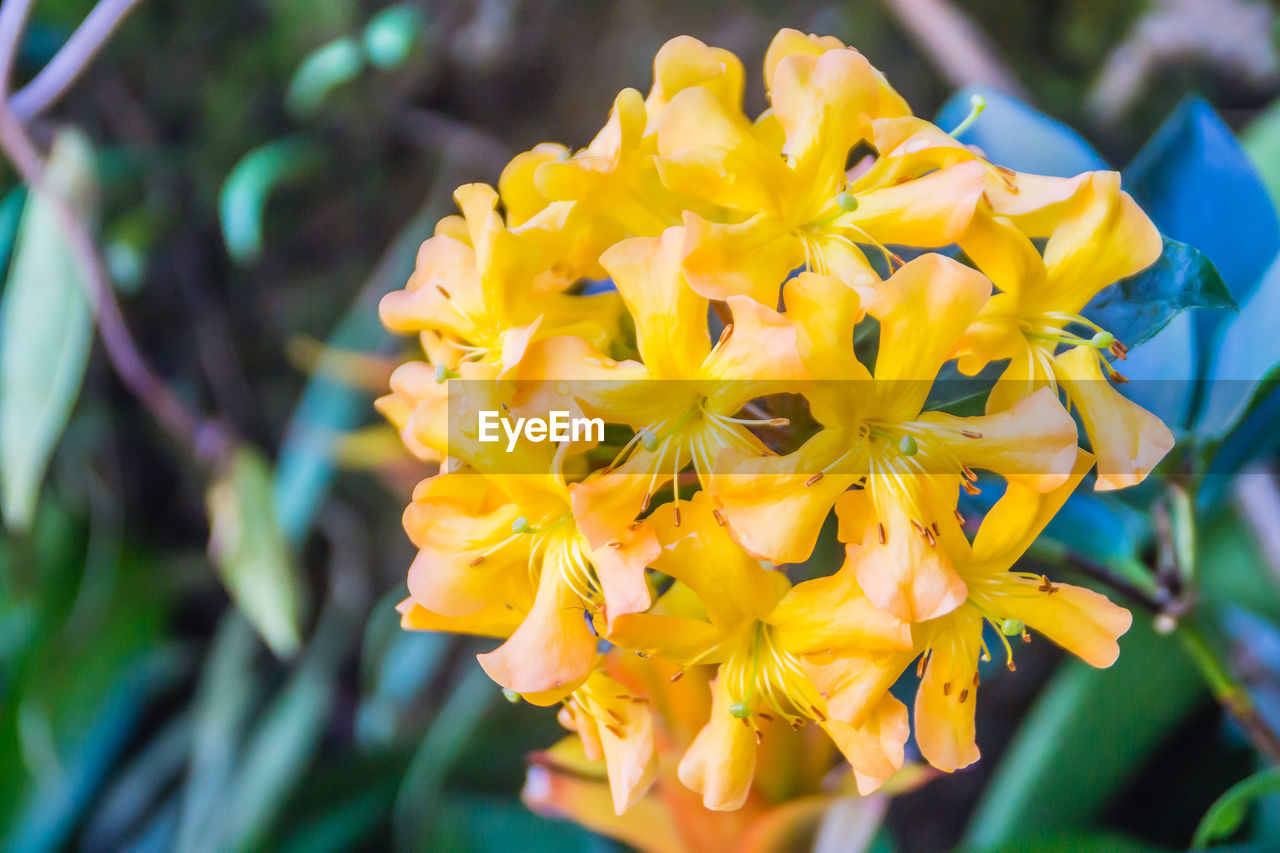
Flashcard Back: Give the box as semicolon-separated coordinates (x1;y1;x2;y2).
218;137;324;264
285;37;364;119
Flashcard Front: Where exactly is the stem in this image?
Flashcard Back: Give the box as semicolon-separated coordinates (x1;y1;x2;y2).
10;0;146;121
0;0;230;465
1179;621;1280;765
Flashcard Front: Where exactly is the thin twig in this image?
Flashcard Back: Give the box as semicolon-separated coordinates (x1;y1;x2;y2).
0;1;228;464
10;0;145;121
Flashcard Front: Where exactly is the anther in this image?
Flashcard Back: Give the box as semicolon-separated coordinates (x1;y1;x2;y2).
1007;660;1017;672
754;729;763;744
1108;369;1129;384
809;704;827;722
468;555;486;567
973;671;980;687
961;480;981;496
917;655;927;678
954;508;966;526
805;473;824;486
878;522;887;545
435;283;452;299
961;465;978;483
942;681;952;696
959;689;969;703
717;324;735;347
606;708;623;724
607;540;623;549
605;724;624;737
923;527;937;547
673;504;682;528
712;508;726;526
757;712;775;722
960;430;983;439
669;670;684;682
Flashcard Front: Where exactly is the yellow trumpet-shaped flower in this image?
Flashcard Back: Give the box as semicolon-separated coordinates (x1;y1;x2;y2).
710;255;1079;623
399;466;657;698
565;226;807;550
379;183;621;372
607;495;913;809
657;36;986;305
956;174;1173;489
809;452;1131;772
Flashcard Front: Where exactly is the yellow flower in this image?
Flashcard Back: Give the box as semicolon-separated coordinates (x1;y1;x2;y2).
607;495;912;809
657;35;987;304
710;254;1079;622
398;467;657;698
810;452;1132;772
565;226;807;550
956;173;1173;489
379;183;621;372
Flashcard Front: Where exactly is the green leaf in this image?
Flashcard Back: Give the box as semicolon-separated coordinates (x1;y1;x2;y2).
285;37;364;119
206;448;302;658
962;612;1205;848
1243;99;1280;209
0;129;97;532
1085;237;1235;349
363;4;427;70
218;137;323;264
1193;768;1280;848
960;831;1162;853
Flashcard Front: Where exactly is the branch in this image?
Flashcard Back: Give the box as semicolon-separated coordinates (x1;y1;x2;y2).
0;0;229;464
10;0;146;120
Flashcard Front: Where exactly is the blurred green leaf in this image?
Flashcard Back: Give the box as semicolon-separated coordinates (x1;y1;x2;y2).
356;591;450;747
962;832;1161;853
963;613;1204;849
427;793;602;853
0;187;28;278
0;129;97;532
175;615;260;853
219;137;323;264
82;713;192;850
1086;238;1235;349
363;4;426;70
207;447;303;658
1243;99;1280;210
1193;768;1280;848
286;37;364;119
394;667;496;848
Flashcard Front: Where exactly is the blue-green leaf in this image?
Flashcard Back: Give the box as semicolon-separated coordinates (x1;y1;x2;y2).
363;4;427;70
285;37;364;119
219;137;323;265
1193;768;1280;848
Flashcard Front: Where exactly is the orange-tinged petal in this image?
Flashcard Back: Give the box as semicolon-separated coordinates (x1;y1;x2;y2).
806;648;916;727
525;739;684;853
771;564;912;653
914;609;983;773
995;579;1132;668
983;339;1056;415
600;228;710;378
588;524;659;630
956;209;1046;299
707;431;859;565
822;693;910;795
650;495;792;626
836;490;967;623
678;674;758;810
916;387;1080;492
477;543;598;695
700;295;808;413
572;672;660;813
397;597;523;638
680;211;801;305
499;143;567;226
606;612;724;665
763;30;909;118
1054;346;1174;491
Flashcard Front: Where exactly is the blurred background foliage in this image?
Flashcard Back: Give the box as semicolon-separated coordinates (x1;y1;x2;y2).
4;0;1280;851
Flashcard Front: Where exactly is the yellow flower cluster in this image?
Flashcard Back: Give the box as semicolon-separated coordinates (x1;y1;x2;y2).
378;30;1172;816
